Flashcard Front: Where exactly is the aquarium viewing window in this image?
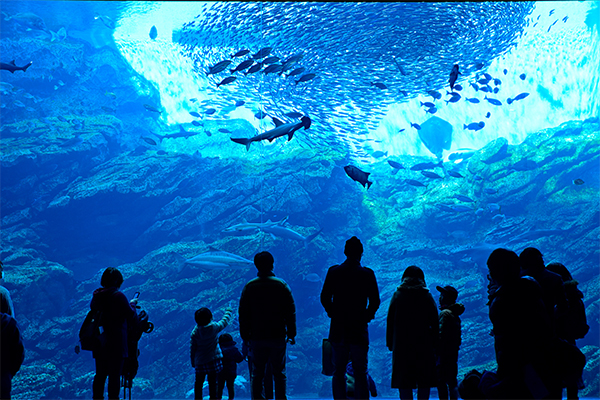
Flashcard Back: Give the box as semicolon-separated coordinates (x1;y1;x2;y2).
0;1;598;399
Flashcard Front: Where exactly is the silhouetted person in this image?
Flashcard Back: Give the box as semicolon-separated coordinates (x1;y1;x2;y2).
321;236;380;400
387;266;438;400
91;267;135;400
239;251;296;400
546;262;589;400
485;248;553;399
242;340;274;399
435;285;464;400
1;312;24;399
191;306;233;400
217;333;244;400
0;261;15;317
519;247;567;335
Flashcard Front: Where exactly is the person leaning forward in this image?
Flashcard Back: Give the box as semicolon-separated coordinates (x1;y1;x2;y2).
239;251;296;400
321;236;381;400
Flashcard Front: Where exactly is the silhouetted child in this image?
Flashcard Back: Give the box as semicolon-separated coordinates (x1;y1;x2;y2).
191;307;233;400
435;285;465;400
217;333;244;399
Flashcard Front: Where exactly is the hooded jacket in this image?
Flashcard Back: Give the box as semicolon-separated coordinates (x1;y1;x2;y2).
191;309;232;367
386;276;438;388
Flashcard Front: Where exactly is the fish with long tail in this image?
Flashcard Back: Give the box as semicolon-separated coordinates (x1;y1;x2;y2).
231;116;311;151
1;60;32;73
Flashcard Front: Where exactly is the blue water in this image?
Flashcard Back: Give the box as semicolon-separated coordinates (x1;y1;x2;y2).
1;1;599;399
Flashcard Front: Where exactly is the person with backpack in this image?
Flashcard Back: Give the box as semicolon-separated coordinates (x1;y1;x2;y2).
546;262;589;400
90;267;135;400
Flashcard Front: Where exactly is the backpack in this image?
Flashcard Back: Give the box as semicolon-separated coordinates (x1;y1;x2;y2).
79;308;106;351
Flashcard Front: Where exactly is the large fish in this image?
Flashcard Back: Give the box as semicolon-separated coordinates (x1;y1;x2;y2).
344;165;373;189
222;217;289;235
157;125;200;141
181;248;253;270
261;224;322;249
230;116;311;151
1;60;32;73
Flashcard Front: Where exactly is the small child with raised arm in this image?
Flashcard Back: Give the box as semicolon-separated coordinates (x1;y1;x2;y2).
191;306;233;400
217;333;244;399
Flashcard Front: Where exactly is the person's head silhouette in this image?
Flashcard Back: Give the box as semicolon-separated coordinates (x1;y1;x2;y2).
344;236;363;261
254;251;275;273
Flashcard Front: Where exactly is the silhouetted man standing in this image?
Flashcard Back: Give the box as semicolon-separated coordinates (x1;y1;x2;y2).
321;236;380;399
239;251;296;400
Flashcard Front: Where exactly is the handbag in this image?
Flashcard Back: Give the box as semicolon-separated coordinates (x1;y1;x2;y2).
322;338;334;376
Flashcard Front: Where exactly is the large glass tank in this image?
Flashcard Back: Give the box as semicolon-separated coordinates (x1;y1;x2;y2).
1;1;598;399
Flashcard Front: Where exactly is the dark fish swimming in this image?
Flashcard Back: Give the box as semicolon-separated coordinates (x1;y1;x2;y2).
372;82;388;90
216;76;236;88
204;108;216;115
141;136;157;146
263;56;280;64
466;98;480;104
421;171;443;179
410;122;421;130
207;60;232;75
149;25;157;40
344;165;373;189
388;160;404;170
235;100;245;107
449;64;461;91
231;117;311;151
573;178;584;185
286;67;306;78
245;62;263;75
420;101;435;108
513;92;530;101
427;90;442;100
519;73;526;80
285;111;303;118
263;64;283;75
485;96;502;106
189;111;200;118
0;60;32;73
464;121;485;131
230;59;254;73
231;49;250;58
296;73;316;85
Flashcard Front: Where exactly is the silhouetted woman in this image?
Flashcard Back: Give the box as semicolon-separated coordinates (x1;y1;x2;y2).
387;266;438;400
91;267;135;400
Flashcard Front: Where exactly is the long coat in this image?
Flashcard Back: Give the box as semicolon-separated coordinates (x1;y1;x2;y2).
386;277;438;389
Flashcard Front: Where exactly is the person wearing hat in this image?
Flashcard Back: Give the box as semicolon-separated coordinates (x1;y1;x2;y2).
435;285;465;400
217;333;244;399
387;266;438;400
321;236;380;400
239;251;296;400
